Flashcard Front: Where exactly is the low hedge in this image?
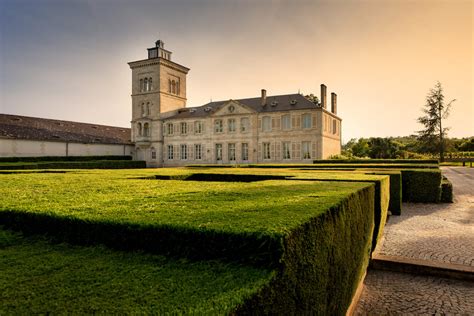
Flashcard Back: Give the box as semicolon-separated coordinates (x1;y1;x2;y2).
0;155;132;162
401;169;442;203
440;177;453;203
0;160;145;170
313;159;439;164
151;173;288;182
297;164;439;169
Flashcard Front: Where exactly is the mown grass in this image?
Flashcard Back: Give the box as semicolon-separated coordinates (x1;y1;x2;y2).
0;169;369;235
0;227;273;314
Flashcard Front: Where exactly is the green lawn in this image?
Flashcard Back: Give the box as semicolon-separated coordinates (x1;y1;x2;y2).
0;169;371;235
0;227;273;314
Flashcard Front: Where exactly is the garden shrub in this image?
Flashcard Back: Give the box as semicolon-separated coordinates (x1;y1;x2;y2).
151;173;287;182
401;169;442;203
0;155;132;162
440;177;453;203
312;159;439;165
0;160;145;170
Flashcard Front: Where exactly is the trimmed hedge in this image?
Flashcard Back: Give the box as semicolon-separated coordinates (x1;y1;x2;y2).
364;171;402;215
440;177;454;203
151;173;288;182
0;170;377;314
313;159;439;164
0;155;132;162
0;160;145;170
401;169;442;203
235;185;375;314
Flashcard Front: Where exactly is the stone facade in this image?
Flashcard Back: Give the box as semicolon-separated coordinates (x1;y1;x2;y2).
128;40;342;167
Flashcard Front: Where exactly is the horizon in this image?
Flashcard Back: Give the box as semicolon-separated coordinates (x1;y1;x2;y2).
1;0;472;142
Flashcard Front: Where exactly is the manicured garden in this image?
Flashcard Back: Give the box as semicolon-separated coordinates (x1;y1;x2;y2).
1;168;383;314
0;159;453;314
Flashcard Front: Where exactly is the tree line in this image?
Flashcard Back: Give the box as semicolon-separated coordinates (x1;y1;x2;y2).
341;136;474;159
340;82;472;160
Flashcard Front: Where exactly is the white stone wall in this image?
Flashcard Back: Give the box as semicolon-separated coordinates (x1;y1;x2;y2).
0;139;134;157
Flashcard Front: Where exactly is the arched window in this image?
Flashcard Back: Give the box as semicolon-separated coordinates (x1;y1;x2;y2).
139;79;143;92
168;79;172;93
171;80;176;94
137;123;142;136
144;123;150;136
144;78;148;92
176;82;180;95
141;103;145;117
146;102;150;116
148;78;152;91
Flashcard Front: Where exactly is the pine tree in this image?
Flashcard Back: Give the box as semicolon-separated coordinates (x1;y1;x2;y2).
417;82;455;161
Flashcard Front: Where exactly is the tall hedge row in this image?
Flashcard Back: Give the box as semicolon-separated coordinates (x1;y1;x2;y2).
364;171;402;215
235;185;375;314
400;169;442;203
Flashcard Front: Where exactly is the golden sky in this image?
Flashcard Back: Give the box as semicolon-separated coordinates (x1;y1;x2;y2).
1;0;472;140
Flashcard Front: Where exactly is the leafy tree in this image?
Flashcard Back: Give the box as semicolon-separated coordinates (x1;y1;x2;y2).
417;82;455;161
305;94;320;105
351;138;370;157
368;137;400;159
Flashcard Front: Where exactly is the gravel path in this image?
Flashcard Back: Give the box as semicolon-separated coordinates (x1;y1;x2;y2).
355;167;474;315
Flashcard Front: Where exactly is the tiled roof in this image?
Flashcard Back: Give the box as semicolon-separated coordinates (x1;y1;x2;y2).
0;114;132;144
166;93;334;119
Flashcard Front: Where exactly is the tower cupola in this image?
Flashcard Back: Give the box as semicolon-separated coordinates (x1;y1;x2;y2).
148;39;172;60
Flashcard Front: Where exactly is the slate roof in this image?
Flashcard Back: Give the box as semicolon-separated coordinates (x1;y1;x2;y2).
0;114;132;144
166;93;334;119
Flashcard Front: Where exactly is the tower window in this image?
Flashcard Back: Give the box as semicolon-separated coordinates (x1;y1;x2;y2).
137;123;142;136
148;78;153;91
143;123;150;137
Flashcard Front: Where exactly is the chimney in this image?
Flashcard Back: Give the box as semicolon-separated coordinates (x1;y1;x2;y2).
331;92;337;114
261;89;267;106
320;84;327;109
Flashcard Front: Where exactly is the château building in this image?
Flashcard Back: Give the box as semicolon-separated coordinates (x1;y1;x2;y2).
129;40;342;167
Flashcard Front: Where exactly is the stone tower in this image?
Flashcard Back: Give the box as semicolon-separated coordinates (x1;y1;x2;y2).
128;40;190;166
